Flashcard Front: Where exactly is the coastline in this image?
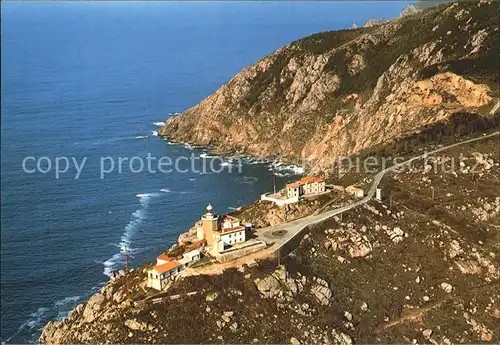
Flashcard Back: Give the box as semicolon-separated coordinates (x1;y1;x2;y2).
158;132;306;176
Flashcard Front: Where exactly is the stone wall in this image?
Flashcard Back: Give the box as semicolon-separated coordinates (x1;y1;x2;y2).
215;240;267;263
260;193;299;207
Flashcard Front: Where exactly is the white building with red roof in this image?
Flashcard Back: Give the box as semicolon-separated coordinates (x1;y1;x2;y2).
196;204;249;254
286;176;326;198
147;249;202;291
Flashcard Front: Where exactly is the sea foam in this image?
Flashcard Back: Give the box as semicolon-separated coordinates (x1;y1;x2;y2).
102;193;158;277
6;296;81;343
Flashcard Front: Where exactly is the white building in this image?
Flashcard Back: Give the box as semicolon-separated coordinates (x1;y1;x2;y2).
345;185;365;198
147;249;201;291
147;261;182;291
196;204;247;253
286;176;326;199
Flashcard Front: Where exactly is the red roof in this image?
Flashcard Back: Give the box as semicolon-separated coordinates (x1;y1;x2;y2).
185;239;206;252
215;224;245;234
157;253;174;262
287;176;324;188
154;261;181;274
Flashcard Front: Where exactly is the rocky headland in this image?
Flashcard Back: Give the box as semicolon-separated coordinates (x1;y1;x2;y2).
160;0;499;173
40;1;500;344
39;130;500;344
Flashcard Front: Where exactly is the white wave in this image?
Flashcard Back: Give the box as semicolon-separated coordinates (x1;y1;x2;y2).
135;135;148;140
189;178;196;181
153;121;165;127
5;306;49;344
54;296;81;320
220;162;232;167
160;188;192;195
54;296;80;308
26;307;49;329
136;192;159;199
272;163;305;175
200;152;219;159
6;294;81;343
184;143;193;149
274;172;291;177
240;176;259;184
151;130;159;136
102;193;159;277
245;158;272;165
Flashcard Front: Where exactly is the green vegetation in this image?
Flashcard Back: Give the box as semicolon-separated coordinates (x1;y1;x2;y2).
289;27;374;55
415;0;454;10
166;245;184;258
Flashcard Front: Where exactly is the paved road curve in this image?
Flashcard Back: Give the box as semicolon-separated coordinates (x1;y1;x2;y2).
254;131;500;254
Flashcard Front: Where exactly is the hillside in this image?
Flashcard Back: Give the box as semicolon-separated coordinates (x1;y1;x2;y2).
39;131;500;344
159;0;499;174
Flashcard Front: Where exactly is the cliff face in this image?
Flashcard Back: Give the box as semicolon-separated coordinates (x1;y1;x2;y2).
39;133;500;344
160;1;499;173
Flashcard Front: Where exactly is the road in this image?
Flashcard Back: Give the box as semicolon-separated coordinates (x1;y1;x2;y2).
254;131;500;255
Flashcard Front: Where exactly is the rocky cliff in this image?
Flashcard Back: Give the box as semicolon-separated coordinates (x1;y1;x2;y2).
39;132;500;344
160;1;499;173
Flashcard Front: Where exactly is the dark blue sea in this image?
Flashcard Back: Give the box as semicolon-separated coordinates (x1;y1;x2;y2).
0;1;409;342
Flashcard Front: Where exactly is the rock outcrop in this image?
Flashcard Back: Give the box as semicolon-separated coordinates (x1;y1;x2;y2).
38;131;500;344
160;1;499;173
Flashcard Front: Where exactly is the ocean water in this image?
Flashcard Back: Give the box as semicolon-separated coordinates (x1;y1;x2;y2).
0;1;409;342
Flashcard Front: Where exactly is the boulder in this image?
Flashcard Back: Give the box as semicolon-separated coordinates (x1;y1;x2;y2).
422;329;433;338
311;278;332;306
124;319;148;331
82;293;105;323
331;329;353;345
255;275;281;298
205;291;219;302
440;282;453;293
68;303;84;321
448;240;463;259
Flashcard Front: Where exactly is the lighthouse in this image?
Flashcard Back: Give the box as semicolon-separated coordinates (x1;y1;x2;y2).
197;203;218;246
